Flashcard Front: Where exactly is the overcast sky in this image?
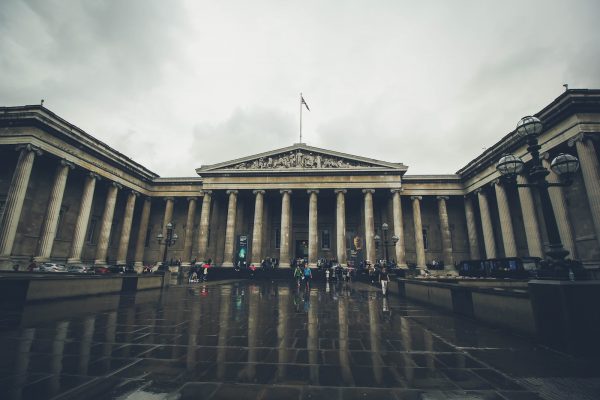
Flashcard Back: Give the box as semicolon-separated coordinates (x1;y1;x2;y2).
1;0;599;177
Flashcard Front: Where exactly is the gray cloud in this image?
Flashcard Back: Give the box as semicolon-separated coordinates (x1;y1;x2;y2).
1;0;599;177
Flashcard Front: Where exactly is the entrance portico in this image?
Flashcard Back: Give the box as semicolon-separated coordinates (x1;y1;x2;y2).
195;143;408;267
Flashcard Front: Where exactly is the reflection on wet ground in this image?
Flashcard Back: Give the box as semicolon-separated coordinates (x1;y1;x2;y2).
0;279;599;399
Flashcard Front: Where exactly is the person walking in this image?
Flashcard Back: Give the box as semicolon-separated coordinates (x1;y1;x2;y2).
294;264;303;287
303;264;312;288
380;267;390;296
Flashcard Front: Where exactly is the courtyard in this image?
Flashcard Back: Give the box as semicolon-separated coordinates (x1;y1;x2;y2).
0;279;599;400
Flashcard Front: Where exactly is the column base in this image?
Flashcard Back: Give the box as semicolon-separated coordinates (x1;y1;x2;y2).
0;257;14;271
221;262;233;268
67;258;82;265
33;256;50;263
181;262;191;267
279;262;291;268
134;261;144;267
116;260;126;265
94;260;107;266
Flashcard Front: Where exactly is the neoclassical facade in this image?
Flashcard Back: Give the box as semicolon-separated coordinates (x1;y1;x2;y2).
1;89;599;271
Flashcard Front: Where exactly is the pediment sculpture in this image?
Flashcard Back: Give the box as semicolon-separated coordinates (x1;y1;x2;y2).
230;150;372;170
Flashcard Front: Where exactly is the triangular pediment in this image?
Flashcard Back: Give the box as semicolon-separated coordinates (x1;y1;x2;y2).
196;143;407;175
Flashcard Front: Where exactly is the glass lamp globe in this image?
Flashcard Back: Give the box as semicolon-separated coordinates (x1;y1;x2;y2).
166;222;173;230
516;116;543;138
382;223;389;231
173;233;179;240
551;153;580;176
496;153;524;176
374;234;381;241
392;235;399;244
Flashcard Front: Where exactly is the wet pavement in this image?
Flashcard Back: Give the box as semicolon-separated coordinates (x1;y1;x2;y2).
0;279;599;400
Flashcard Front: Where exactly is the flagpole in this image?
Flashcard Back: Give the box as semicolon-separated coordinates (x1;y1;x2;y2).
299;92;303;144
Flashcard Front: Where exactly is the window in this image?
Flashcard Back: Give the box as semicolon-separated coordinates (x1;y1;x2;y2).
423;229;428;250
0;196;7;227
86;218;98;244
56;207;67;239
144;227;152;247
109;221;119;246
274;228;281;249
321;229;331;250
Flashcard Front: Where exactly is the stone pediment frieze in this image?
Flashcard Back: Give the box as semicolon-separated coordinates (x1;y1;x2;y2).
196;144;407;175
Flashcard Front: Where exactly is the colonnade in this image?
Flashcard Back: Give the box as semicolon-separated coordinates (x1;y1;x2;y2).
1;133;599;269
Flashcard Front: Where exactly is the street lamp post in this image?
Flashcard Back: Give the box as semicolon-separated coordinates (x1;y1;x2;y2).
382;222;389;264
496;116;581;278
156;222;178;269
374;234;381;263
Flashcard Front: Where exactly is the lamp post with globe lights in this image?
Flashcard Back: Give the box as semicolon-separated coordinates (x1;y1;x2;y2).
381;223;390;264
156;222;178;269
496;116;581;278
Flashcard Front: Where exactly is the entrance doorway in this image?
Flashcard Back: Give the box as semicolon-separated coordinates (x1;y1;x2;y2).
295;240;309;259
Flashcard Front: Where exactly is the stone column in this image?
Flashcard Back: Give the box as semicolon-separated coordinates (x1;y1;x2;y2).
0;145;42;268
463;195;481;260
517;176;544;258
493;180;517;257
307;189;319;266
411;196;426;268
363;189;376;263
94;182;121;265
251;190;265;264
34;160;74;262
542;158;577;258
68;173;100;264
197;190;212;262
334;189;347;265
133;197;152;268
115;190;139;265
181;197;197;266
571;134;600;250
436;196;454;268
476;188;496;259
222;190;238;267
160;197;175;264
279;190;292;268
391;189;407;268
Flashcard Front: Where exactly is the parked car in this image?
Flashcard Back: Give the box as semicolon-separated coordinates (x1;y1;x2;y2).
67;265;94;274
94;266;110;275
39;263;67;272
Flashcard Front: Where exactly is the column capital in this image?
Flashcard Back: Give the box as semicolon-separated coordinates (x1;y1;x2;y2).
60;159;75;170
334;189;347;194
436;195;449;201
474;187;485;195
163;196;175;202
568;132;598;147
15;143;43;156
490;178;503;187
130;190;140;197
88;172;101;181
186;196;198;202
111;182;123;190
201;190;212;196
307;189;319;195
410;195;422;201
226;189;238;195
252;189;266;195
143;196;152;203
390;188;403;194
362;189;375;194
280;189;292;195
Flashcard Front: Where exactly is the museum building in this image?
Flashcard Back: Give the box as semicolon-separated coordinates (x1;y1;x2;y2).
0;89;599;271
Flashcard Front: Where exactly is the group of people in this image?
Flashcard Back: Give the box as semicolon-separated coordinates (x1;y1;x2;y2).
188;260;211;283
